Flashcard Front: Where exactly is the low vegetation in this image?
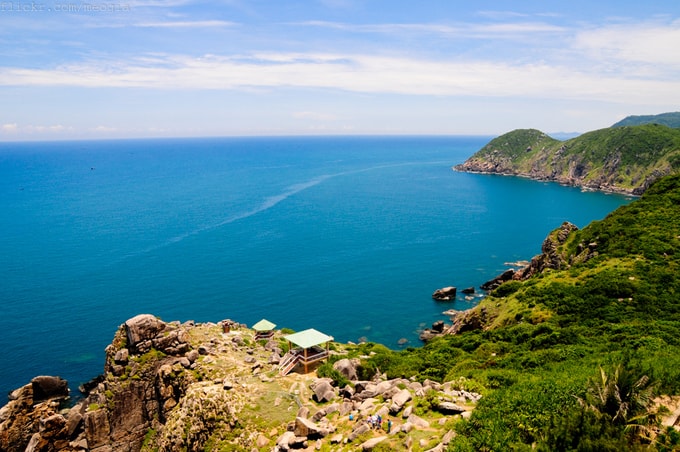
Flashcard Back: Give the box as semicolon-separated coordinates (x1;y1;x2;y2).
356;174;680;450
457;123;680;194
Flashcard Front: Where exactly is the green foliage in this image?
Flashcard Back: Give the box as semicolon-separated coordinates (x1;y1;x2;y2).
362;175;680;450
463;124;680;192
612;112;680;128
315;361;350;388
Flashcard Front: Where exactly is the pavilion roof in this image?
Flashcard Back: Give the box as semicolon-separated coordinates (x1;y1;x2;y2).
283;328;334;349
252;319;276;331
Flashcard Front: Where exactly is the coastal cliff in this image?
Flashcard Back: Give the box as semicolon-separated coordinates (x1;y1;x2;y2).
0;314;480;452
454;124;680;195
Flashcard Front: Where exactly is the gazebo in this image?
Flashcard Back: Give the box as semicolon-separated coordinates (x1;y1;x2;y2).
279;328;334;375
252;319;276;340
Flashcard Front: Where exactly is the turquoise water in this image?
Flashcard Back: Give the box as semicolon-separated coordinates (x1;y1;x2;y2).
0;136;632;396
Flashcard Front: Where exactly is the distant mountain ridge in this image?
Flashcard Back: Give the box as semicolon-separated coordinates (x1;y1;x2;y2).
454;122;680;195
612;111;680;128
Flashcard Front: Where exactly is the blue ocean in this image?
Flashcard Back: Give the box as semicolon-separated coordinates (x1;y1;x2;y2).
0;136;632;397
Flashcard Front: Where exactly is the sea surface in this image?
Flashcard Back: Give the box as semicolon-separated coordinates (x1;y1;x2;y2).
0;136;633;397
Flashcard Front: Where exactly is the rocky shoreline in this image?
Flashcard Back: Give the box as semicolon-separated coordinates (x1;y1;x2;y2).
452;162;644;196
0;314;481;452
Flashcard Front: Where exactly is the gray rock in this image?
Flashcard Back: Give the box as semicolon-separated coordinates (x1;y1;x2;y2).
389;389;412;414
349;423;370;442
276;431;296;450
114;349;129;364
436;402;465;414
124;314;165;351
186;349;199;363
432;286;457;301
312;380;336;403
333;358;358;381
361;436;388;450
407;413;430;428
294;417;328;438
297;406;310;419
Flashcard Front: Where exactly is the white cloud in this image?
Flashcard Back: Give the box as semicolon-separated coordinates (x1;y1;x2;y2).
133;20;236;28
1;123;19;133
1;52;679;107
292;20;566;37
292;111;338;121
572;20;680;70
91;125;118;133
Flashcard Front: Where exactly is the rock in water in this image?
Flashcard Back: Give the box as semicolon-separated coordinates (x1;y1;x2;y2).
432;286;457;301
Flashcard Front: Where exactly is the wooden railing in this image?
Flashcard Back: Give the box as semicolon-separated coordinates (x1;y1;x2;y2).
278;347;330;375
279;352;301;376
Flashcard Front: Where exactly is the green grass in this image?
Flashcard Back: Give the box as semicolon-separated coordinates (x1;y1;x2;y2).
358;175;680;451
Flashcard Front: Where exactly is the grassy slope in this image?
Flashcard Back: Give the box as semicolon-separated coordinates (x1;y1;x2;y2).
612;112;680;128
362;174;680;450
462;125;680;193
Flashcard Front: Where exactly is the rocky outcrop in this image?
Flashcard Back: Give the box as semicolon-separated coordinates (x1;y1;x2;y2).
480;222;582;292
432;287;457;301
1;315;482;452
0;377;71;452
454;125;680;196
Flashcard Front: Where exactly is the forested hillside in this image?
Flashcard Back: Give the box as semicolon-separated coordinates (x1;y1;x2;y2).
357;174;680;450
455;124;680;195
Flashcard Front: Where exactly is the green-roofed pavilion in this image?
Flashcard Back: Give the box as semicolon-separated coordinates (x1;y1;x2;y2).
252;319;276;340
280;328;334;375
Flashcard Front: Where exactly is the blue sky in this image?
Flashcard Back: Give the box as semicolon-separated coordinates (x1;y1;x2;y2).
1;0;679;140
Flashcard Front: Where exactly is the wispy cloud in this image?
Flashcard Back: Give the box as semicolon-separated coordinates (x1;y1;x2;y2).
572;20;680;70
133;20;237;28
292;111;338;121
291;20;566;37
1;123;19;134
0;123;73;135
1;52;678;106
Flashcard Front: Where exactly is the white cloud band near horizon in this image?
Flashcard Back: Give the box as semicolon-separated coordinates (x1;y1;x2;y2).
1;52;678;106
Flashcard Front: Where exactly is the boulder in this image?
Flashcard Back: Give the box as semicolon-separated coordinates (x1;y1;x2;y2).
294;416;318;437
339;384;355;399
276;431;296;450
124;314;166;351
349;423;371;442
431;320;445;333
389;389;412;414
407;413;430;428
361;436;388;450
333;358;358;381
432;286;457;301
461;287;475;294
31;376;69;402
312;380;336;403
480;269;515;291
436;402;465;414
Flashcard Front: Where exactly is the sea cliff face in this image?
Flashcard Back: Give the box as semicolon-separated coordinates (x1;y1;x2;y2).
0;314;480;452
454;125;680;195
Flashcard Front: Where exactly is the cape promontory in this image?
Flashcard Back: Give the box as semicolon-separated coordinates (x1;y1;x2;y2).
454;122;680;195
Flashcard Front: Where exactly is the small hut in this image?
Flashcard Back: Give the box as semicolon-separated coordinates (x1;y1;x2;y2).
252;319;276;340
279;328;334;375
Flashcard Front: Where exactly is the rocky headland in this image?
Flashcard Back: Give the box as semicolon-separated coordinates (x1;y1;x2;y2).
0;314;481;452
453;124;680;195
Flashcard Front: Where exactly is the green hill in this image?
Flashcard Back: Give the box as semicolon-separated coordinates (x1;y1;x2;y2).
612;112;680;128
455;124;680;195
360;174;680;450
